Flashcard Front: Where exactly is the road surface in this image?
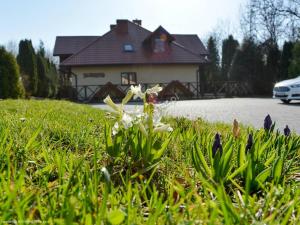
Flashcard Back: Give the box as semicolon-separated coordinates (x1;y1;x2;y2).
92;98;300;134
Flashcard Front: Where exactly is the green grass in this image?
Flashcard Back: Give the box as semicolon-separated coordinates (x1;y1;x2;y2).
0;99;299;224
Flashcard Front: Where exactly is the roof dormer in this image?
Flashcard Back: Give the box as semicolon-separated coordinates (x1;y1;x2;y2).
143;26;175;53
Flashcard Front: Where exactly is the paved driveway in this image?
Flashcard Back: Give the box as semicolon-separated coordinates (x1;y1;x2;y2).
92;98;300;134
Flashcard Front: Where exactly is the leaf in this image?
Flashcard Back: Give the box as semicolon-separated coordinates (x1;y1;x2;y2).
273;155;284;184
194;141;212;177
257;137;272;159
152;136;171;161
85;213;93;225
221;145;234;177
213;150;222;181
228;161;248;180
107;209;125;225
237;142;246;168
255;167;272;184
264;152;276;167
25;127;42;151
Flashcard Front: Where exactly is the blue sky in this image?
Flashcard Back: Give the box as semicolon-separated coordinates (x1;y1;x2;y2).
0;0;246;51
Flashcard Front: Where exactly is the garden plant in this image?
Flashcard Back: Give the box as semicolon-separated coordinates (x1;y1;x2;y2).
0;85;299;224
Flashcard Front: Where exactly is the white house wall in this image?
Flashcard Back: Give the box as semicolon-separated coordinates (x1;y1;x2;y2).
71;64;199;100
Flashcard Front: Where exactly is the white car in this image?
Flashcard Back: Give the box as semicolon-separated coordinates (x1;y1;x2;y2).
273;76;300;103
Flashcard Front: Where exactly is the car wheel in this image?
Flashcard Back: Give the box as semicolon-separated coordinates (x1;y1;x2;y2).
281;99;291;104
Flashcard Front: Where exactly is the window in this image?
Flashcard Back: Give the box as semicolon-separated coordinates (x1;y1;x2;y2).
154;38;165;53
121;72;137;85
123;44;134;52
83;73;105;78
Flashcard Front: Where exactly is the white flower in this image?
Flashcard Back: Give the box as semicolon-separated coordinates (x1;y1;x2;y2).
122;90;133;105
20;117;26;122
130;84;144;100
168;127;173;132
138;123;148;136
126;107;145;123
152;103;171;125
153;123;173;133
121;113;133;129
101;167;111;183
103;95;122;113
153;111;162;125
146;85;162;95
112;122;119;135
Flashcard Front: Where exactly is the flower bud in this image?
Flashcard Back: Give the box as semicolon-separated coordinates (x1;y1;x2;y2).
212;133;223;157
264;114;272;130
246;133;253;153
284;125;291;136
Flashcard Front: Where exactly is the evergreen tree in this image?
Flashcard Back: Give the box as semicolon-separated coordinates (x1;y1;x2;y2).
221;35;239;81
0;47;25;98
230;38;264;93
48;61;59;97
36;53;50;97
279;41;294;80
38;40;46;57
264;41;281;92
17;39;38;96
206;36;220;82
289;41;300;77
36;41;59;98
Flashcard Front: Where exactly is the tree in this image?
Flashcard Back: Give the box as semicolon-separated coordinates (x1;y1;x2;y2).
17;39;38;96
5;40;18;57
241;0;300;43
38;40;46;57
230;38;265;93
240;0;258;40
36;41;60;98
0;47;24;98
279;41;294;80
289;41;300;77
277;0;300;20
206;36;221;82
263;41;281;91
36;53;50;97
221;35;239;81
48;61;59;97
251;0;285;44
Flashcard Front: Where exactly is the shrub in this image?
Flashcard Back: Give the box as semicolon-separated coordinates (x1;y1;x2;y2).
0;47;25;98
17;39;38;96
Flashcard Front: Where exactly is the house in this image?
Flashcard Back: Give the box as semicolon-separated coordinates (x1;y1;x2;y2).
53;19;209;102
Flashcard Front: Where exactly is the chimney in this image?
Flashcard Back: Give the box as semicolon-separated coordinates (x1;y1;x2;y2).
110;24;116;30
116;19;128;34
133;19;142;26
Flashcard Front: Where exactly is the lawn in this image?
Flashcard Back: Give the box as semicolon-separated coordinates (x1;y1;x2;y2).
0;99;299;224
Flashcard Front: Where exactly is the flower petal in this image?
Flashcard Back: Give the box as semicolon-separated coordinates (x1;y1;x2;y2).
104;95;121;112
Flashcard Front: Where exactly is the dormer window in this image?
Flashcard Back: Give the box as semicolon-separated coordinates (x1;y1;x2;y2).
123;44;134;52
154;38;165;53
143;26;175;53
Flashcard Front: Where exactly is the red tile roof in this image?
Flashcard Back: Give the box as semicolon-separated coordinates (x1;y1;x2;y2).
172;34;208;55
53;36;99;56
54;20;208;66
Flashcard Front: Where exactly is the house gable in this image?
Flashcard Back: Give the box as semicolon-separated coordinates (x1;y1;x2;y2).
54;20;208;67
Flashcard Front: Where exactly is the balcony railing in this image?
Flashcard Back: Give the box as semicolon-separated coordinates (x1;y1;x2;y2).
69;81;252;103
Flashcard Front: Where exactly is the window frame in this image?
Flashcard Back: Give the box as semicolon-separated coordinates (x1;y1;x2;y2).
123;44;134;52
153;38;166;53
121;72;137;86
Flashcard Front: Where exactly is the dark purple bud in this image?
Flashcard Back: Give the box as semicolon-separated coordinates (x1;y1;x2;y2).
212;133;223;157
246;134;253;153
264;114;272;130
284;125;291;136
